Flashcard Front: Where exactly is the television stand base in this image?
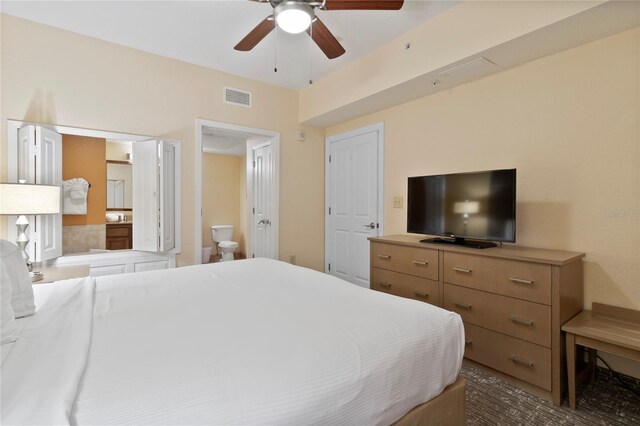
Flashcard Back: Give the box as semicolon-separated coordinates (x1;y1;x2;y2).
420;237;497;249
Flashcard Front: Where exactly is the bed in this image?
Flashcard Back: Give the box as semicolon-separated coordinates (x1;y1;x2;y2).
1;258;465;425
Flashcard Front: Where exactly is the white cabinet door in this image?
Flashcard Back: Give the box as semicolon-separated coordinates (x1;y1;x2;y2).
132;140;176;253
15;125;62;262
159;141;175;251
132;140;160;252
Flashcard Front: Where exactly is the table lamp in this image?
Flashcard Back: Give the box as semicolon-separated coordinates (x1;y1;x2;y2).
454;200;480;235
0;182;61;271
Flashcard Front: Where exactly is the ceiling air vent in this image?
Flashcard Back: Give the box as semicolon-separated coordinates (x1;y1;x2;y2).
439;57;496;80
223;86;252;108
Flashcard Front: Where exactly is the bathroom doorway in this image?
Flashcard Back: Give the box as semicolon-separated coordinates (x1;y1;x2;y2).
195;119;279;265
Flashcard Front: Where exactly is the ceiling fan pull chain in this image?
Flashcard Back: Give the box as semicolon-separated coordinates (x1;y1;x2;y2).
274;26;278;73
309;23;313;85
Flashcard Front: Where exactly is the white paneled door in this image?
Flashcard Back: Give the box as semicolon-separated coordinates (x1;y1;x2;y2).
326;125;383;288
132;140;176;252
15;125;62;262
252;142;276;259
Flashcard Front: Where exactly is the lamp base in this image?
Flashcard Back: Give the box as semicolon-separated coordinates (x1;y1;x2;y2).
15;215;32;272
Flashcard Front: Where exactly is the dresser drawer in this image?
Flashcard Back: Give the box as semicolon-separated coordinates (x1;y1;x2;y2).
371;268;439;306
464;323;551;390
444;252;551;305
371;242;438;280
443;251;487;287
495;259;551;305
444;284;551;347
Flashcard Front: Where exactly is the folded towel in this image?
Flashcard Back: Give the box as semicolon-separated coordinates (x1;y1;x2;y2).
63;178;89;215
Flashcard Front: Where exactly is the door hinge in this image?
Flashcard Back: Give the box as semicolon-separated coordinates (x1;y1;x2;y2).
377;223;379;229
253;161;256;168
329;155;331;163
328;206;331;215
328;263;331;271
253;207;255;214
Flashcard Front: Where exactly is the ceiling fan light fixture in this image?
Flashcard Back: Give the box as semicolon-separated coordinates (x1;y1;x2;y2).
274;2;314;34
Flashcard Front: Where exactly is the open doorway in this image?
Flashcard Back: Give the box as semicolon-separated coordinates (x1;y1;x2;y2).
195;119;280;265
6;120;181;262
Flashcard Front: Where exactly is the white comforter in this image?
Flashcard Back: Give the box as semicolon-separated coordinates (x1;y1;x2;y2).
2;259;464;425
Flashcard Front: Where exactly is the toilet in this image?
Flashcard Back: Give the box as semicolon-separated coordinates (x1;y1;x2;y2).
211;225;238;262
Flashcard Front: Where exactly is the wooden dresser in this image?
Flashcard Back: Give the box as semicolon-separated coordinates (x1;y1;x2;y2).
369;234;584;406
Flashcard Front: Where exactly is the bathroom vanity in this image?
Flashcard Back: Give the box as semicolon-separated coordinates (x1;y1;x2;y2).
106;222;132;249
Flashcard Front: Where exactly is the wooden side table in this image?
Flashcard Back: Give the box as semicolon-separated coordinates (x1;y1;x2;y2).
31;264;90;284
562;303;640;409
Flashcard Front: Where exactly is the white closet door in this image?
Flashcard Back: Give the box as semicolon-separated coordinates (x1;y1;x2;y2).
132;140;160;252
107;180;115;208
327;130;379;288
114;180;124;208
14;125;62;262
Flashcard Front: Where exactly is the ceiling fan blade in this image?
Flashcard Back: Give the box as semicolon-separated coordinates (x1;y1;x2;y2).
323;0;404;10
308;17;346;59
234;16;275;51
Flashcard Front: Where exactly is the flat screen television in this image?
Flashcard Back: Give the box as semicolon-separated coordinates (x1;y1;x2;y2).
407;169;516;248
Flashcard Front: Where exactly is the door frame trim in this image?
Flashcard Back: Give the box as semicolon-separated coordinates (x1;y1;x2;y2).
195;119;280;264
324;122;384;274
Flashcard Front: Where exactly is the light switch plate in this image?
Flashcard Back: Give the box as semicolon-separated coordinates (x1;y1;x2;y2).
393;196;404;209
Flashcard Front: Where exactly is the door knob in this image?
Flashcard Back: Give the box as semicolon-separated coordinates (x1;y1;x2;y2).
258;219;271;226
363;222;375;230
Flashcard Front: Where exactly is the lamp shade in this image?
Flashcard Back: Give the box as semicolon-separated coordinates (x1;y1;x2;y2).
454;200;480;215
274;2;313;34
0;183;61;215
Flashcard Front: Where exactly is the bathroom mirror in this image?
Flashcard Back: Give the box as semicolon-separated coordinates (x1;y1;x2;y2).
106;161;132;210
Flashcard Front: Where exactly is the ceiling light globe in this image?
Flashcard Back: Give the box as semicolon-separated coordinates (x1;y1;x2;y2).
274;3;313;34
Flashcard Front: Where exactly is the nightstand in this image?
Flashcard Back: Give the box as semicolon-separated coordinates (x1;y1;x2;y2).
31;264;90;284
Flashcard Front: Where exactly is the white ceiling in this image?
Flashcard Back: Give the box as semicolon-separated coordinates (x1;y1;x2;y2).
0;0;460;90
202;127;257;157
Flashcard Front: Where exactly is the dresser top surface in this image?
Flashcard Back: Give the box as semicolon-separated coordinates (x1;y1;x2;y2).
369;234;585;265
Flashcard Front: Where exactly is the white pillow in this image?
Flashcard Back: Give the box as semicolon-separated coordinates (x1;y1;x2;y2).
0;240;36;318
1;266;18;344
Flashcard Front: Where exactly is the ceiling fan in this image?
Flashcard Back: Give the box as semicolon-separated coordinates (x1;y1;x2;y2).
234;0;405;60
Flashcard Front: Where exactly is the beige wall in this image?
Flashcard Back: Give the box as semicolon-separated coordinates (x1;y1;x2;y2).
0;14;325;270
239;155;248;257
328;28;639;312
105;141;132;161
202;153;244;255
327;27;640;377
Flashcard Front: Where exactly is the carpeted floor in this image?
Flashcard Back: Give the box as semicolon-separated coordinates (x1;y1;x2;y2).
462;363;640;425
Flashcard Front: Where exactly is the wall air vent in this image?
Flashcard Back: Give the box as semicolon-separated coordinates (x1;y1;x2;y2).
439;57;497;80
223;86;252;108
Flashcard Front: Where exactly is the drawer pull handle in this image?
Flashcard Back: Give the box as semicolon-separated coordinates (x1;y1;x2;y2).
510;355;534;367
380;282;392;288
453;267;472;273
509;277;534;285
377;254;391;260
414;290;430;297
465;340;473;346
453;301;472;310
510;316;534;326
412;260;428;266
